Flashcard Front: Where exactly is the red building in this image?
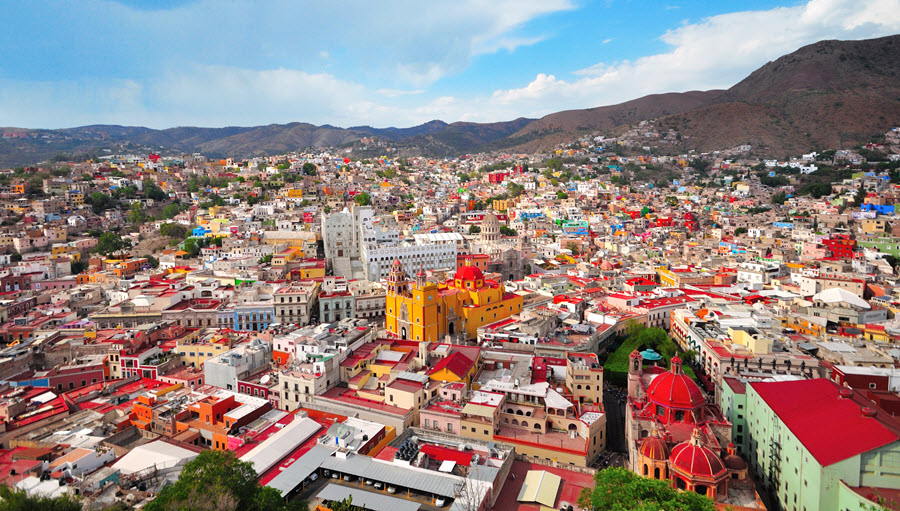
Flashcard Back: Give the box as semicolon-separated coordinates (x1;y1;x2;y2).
488;172;508;184
822;236;855;259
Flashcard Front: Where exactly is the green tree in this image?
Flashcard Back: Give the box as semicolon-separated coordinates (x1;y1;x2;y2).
577;467;715;511
145;450;304;511
468;225;481;235
88;192;113;214
328;496;364;511
0;485;81;511
129;202;148;224
565;242;580;255
803;182;833;198
771;191;787;205
161;203;182;219
143;179;168;201
160;223;187;239
354;192;371;206
852;186;867;207
144;254;160;269
182;237;204;258
545;158;563;172
556;191;568;200
499;225;517;236
302;162;317;176
690;158;712;173
94;232;131;257
71;260;88;275
506;182;525;198
734;227;748;235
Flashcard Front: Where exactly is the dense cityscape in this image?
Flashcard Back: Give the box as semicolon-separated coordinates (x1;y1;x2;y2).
0;114;899;511
2;2;900;510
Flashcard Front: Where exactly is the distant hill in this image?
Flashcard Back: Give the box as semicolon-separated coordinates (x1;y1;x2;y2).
1;34;898;166
659;34;900;156
487;90;725;153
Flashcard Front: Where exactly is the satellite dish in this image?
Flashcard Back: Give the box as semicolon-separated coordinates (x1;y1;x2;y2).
260;375;271;385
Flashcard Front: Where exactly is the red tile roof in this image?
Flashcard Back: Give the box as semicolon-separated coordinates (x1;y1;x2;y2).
751;379;900;467
419;444;474;466
427;351;474;379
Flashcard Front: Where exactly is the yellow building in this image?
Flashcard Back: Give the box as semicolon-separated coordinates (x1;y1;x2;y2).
385;260;523;342
176;336;234;368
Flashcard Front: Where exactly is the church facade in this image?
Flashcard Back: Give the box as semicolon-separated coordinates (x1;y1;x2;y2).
385;259;523;342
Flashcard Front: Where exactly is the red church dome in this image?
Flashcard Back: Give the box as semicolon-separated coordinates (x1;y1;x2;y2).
669;429;727;479
646;357;705;410
454;265;484;282
639;433;670;460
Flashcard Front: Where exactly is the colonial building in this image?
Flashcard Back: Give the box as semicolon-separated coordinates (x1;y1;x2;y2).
385;259;523;342
626;352;758;506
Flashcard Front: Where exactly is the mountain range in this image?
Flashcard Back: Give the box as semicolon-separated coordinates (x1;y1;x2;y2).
1;34;898;167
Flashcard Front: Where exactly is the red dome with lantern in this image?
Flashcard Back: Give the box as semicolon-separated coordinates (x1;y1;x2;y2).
669;429;727;479
639;432;670;460
454;264;484;282
646;356;705;410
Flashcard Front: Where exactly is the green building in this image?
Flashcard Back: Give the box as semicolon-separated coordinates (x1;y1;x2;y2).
746;379;900;511
857;236;900;257
719;376;749;457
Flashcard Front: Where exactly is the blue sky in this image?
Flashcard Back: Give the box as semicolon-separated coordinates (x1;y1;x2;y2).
1;0;899;129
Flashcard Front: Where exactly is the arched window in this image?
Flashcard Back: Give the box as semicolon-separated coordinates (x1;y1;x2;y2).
643;464;649;476
521;421;528;428
654;467;660;479
516;410;523;416
533;423;541;430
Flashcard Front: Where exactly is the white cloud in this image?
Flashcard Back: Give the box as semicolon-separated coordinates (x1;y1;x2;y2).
376;89;426;98
462;0;900;122
2;0;899;131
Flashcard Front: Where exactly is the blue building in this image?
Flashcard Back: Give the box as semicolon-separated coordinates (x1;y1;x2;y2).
233;303;274;331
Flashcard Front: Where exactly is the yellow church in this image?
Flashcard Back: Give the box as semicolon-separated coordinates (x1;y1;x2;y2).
385;259;523;342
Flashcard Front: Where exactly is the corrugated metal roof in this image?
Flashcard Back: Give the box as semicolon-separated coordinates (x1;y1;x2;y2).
316;484;421;511
320;454;460;497
241;417;321;475
266;444;336;495
516;470;561;507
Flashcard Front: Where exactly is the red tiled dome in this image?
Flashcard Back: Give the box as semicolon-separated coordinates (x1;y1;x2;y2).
639;434;669;460
646;357;705;410
669;432;727;479
455;265;484;281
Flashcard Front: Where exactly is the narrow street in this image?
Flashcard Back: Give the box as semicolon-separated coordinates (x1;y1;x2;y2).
598;384;628;469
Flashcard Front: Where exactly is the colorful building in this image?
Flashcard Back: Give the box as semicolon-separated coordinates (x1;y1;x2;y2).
385;260;523;342
746;379;900;511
